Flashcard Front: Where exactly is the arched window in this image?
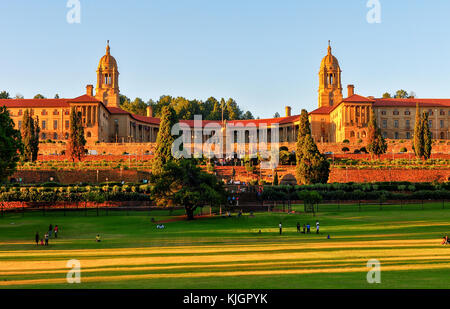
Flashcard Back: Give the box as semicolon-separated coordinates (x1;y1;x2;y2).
440;132;445;139
350;131;355;137
87;132;92;138
361;131;367;138
53;133;58;140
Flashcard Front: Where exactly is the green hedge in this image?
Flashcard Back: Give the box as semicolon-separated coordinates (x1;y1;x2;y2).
0;190;151;202
261;182;450;201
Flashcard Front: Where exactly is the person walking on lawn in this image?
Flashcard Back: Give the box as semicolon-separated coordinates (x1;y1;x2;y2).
279;222;282;235
35;232;39;246
54;225;59;238
48;224;53;237
297;222;301;233
44;233;49;246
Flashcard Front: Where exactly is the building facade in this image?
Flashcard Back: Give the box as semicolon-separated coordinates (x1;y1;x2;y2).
309;44;450;143
1;43;160;144
0;42;449;148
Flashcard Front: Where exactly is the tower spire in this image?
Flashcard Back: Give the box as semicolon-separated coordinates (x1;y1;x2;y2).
328;40;332;55
106;40;110;54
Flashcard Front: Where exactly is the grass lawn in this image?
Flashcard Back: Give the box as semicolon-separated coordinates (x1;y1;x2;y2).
0;203;450;289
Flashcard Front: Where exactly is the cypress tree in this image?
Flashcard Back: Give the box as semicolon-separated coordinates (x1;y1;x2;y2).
152;105;177;174
0;106;22;181
366;109;387;159
296;134;330;185
296;109;311;162
273;171;279;186
413;103;424;158
67;107;86;162
20;109;40;162
422;112;432;160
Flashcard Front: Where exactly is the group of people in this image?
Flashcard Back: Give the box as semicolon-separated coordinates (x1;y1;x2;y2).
35;224;59;246
278;221;320;235
442;235;449;245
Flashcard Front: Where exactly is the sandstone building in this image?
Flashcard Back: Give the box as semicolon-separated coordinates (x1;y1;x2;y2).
0;42;449;147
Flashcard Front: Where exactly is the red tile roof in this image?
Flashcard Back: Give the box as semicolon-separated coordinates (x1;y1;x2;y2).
309;106;333;114
107;107;130;115
0;98;70;108
374;98;450;108
132;114;161;125
68;94;102;103
342;94;375;103
230;115;300;125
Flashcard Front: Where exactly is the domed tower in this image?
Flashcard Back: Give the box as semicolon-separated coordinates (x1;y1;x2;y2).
318;41;343;108
95;41;120;107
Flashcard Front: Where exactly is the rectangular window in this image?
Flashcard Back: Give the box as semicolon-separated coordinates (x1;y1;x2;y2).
394;120;399;128
404;110;410;115
394;132;399;139
440;120;444;128
381;111;386;115
440;110;445;116
393;110;399;115
65;120;70;130
405;120;410;129
18;121;22;129
18;110;23;116
429;120;433;128
406;132;411;139
42;120;46;129
382;119;387;129
53;120;58;130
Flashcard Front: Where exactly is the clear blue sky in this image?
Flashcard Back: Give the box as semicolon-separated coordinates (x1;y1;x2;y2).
1;0;449;118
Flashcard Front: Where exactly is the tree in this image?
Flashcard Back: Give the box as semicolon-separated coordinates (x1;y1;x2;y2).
67;107;86;162
382;92;391;98
394;90;409;99
242;111;254;120
295;109;312;163
54;94;60;99
120;97;148;116
20;109;40;162
366;110;387;159
413;105;432;160
33;94;46;99
273;112;281;118
298;190;322;213
296;134;330;185
0;106;22;181
150;159;226;220
0;91;11;99
422;112;432;160
413;103;424;158
273;171;279;186
152;105;177;174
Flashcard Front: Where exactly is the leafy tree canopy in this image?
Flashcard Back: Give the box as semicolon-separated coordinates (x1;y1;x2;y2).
0;106;22;181
119;94;257;121
150;159;226;220
0;91;11;99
